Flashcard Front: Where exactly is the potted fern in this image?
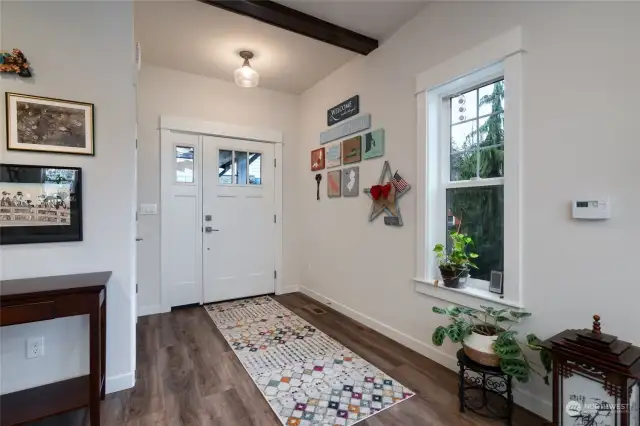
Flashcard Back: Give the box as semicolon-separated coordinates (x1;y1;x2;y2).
431;305;552;384
433;232;478;288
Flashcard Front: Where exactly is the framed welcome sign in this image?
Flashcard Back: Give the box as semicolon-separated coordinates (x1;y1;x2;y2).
327;95;359;126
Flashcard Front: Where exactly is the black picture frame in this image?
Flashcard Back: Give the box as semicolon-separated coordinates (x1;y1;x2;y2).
0;164;83;245
489;270;504;294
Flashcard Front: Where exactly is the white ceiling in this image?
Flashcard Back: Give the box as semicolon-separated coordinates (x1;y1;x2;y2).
134;1;427;94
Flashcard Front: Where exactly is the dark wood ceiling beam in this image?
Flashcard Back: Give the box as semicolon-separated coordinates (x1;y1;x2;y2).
199;0;379;55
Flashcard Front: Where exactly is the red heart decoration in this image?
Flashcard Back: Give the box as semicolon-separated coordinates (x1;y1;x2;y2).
381;183;391;199
370;185;382;200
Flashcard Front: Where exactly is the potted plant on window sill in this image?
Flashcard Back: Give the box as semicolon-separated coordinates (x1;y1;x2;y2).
431;305;552;384
433;232;478;289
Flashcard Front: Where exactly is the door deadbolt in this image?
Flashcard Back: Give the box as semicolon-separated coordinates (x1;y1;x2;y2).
204;215;212;221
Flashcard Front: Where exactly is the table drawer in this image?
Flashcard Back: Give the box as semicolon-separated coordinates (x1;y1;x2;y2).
0;301;55;326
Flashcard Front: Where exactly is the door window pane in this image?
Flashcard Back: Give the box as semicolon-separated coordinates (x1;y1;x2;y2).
218;150;233;184
176;146;194;183
234;151;248;184
446;186;503;281
249;153;262;185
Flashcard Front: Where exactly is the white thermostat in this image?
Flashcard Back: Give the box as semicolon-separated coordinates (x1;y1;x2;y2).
572;199;611;220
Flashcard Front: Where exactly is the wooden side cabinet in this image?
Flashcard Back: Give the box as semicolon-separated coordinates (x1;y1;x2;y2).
0;272;111;426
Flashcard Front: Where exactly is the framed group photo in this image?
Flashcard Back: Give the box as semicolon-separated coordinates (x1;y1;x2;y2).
6;92;94;156
0;163;83;245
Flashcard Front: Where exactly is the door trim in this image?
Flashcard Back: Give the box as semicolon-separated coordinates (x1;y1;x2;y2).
159;116;284;313
160;115;283;144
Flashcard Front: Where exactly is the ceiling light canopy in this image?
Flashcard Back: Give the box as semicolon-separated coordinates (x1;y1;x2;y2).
234;51;259;88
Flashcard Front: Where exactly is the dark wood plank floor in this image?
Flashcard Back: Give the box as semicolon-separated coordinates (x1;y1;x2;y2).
48;292;545;426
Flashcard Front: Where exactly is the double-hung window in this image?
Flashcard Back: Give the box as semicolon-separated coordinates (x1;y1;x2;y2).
445;79;505;284
414;27;524;309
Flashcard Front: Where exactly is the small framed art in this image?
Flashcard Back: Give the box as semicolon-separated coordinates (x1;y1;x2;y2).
6;92;95;155
342;136;361;164
489;271;503;294
311;148;325;171
327;170;341;197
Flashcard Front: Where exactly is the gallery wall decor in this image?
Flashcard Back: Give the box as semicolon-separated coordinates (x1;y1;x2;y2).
342;136;362;165
310;147;325;171
6;93;95;155
0;163;83;244
364;161;411;226
315;174;322;200
325;142;341;168
342;166;359;197
327;170;341;198
363;128;385;160
0;49;31;77
320;114;371;145
327;95;359;126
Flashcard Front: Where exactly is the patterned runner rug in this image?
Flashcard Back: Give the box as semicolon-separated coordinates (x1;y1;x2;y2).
205;296;414;426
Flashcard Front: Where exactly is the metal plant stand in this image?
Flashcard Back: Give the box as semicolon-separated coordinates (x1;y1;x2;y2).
457;349;514;425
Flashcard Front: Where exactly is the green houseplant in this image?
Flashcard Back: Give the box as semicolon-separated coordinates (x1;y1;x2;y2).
431;305;552;384
433;232;478;288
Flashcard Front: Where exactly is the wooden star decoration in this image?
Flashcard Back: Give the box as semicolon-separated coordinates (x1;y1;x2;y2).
363;161;411;226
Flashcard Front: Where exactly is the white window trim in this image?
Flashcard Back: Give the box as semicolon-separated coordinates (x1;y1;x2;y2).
414;27;525;310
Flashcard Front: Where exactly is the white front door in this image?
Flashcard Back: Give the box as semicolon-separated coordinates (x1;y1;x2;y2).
202;136;276;303
160;130;202;308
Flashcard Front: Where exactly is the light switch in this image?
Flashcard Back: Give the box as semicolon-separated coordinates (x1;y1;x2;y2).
139;204;158;215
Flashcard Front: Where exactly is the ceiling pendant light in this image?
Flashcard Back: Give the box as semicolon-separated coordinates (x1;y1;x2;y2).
234;51;259;88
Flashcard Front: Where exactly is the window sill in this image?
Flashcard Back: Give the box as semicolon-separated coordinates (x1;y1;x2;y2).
413;277;524;310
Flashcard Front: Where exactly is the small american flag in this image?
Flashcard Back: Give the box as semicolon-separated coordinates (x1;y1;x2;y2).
391;171;409;193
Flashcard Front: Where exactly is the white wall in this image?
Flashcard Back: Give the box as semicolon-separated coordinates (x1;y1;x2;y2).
296;1;640;419
136;64;300;314
0;1;137;394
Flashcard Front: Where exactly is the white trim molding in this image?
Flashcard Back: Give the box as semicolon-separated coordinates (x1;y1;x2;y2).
413;279;524;310
106;371;136;394
416;26;524;94
415;27;526;309
160;115;283;144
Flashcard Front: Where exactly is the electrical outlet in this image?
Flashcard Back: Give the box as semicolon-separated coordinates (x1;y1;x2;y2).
26;337;44;359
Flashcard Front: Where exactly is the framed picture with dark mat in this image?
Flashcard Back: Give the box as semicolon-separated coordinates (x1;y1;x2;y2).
0;163;83;244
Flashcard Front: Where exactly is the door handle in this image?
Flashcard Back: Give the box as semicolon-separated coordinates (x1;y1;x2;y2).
204;227;219;233
136;237;143;241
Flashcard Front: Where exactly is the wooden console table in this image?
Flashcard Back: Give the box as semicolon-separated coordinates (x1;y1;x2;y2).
0;272;111;426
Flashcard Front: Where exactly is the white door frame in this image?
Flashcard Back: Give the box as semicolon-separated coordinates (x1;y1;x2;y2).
159;115;284;313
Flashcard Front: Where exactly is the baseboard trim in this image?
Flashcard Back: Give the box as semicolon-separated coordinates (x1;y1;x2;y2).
298;286;551;420
106;372;135;394
138;304;161;317
278;285;299;295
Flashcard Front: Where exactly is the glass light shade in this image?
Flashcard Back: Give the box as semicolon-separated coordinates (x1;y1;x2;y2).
234;65;259;88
